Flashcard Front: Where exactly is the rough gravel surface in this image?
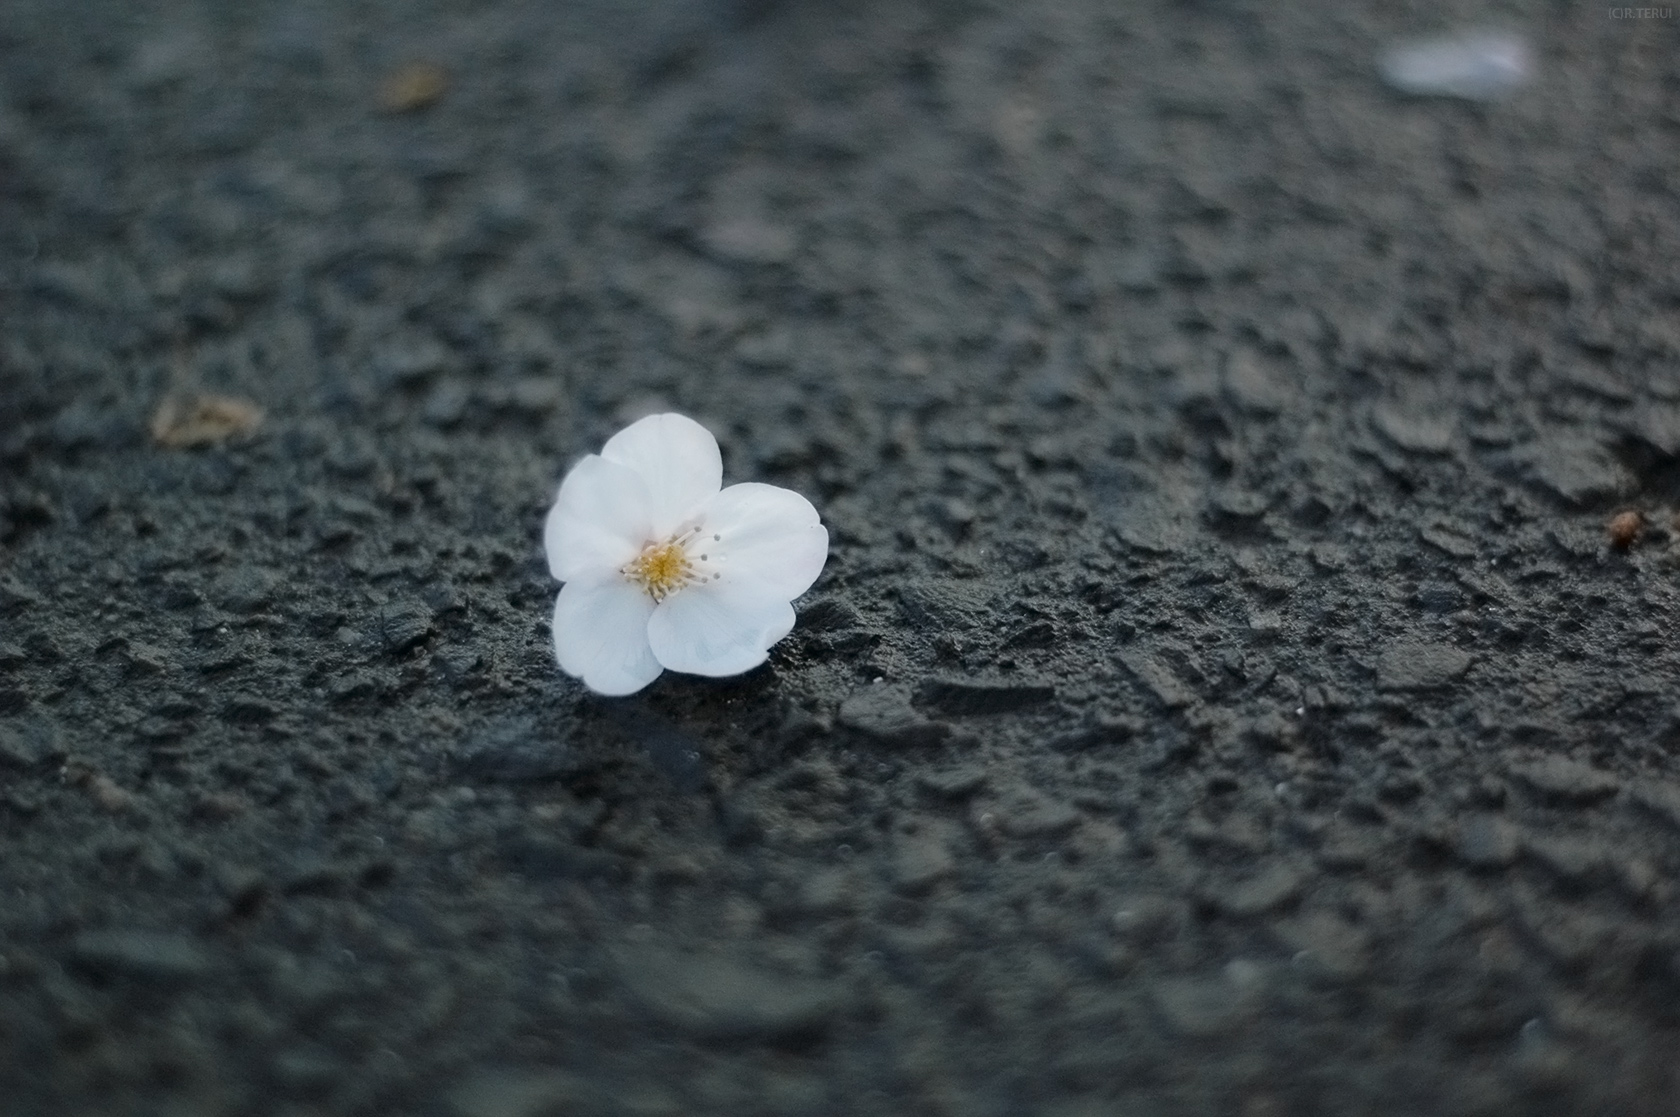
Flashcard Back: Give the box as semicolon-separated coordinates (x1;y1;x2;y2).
4;2;1680;1115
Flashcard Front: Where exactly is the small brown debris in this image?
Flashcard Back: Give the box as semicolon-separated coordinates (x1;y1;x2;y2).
65;763;137;813
151;394;263;449
87;774;136;812
192;791;247;821
1607;509;1643;550
379;62;448;113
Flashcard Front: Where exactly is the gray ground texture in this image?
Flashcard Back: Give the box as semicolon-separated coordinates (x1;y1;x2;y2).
3;0;1680;1114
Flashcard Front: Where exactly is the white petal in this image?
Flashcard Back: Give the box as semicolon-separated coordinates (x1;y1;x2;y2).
600;413;723;538
699;482;828;601
1379;33;1531;102
552;577;663;696
544;455;654;583
646;582;796;678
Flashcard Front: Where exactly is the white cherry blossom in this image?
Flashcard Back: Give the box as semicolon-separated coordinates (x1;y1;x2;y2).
543;413;829;696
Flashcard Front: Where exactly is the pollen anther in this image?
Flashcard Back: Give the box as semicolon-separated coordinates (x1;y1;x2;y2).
622;537;698;601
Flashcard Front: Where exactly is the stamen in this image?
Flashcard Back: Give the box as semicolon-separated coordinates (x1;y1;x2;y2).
621;529;710;601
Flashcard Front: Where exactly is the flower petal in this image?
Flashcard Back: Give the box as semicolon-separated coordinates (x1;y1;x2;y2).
552;577;664;696
699;482;828;601
645;582;796;678
544;454;654;583
600;413;723;538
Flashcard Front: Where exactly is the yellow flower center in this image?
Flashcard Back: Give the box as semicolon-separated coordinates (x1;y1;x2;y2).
623;538;695;601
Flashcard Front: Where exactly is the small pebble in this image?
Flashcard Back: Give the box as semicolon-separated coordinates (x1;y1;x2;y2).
1457;814;1520;871
71;930;210;981
1377;641;1472;691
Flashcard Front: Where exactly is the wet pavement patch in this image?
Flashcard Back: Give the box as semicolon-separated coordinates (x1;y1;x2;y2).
6;0;1680;1113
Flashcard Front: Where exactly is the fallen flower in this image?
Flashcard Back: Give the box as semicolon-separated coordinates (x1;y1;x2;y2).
544;413;828;696
1378;31;1532;102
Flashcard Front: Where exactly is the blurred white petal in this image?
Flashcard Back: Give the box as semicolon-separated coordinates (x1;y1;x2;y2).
544;454;654;582
552;576;663;696
601;413;723;538
1379;32;1531;102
